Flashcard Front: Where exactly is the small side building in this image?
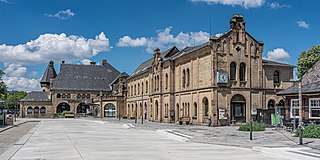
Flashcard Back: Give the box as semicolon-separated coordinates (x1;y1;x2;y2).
277;61;320;123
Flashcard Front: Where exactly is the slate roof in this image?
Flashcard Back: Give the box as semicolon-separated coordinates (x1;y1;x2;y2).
262;59;295;67
51;62;120;91
110;72;129;85
277;81;320;95
20;91;51;102
40;61;57;83
129;46;179;79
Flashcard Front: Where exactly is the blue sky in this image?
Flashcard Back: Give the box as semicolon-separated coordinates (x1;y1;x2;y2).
0;0;319;91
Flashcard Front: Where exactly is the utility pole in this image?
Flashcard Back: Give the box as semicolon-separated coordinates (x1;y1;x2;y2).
298;80;303;145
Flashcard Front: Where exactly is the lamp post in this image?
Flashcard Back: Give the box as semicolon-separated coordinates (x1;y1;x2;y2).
249;53;253;140
141;91;143;124
14;91;16;122
298;80;303;145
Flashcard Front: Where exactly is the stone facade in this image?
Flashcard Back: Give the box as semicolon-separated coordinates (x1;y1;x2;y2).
126;15;295;125
20;60;127;118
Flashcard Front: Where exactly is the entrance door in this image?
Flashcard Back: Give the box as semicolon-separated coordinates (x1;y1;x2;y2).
231;94;246;123
56;102;70;113
104;103;116;117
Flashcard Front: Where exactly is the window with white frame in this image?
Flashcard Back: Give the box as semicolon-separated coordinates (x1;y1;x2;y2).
309;98;320;119
290;99;299;118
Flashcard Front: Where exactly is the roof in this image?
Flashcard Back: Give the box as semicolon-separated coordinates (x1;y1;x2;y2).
51;62;120;91
20;91;51;102
129;46;179;79
262;59;295;67
277;81;320;95
277;59;320;96
110;72;129;85
40;61;57;83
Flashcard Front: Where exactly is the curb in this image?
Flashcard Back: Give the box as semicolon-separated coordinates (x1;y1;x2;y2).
0;121;39;133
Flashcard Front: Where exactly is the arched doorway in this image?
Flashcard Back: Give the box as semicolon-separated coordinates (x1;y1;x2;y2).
231;94;246;123
56;102;70;113
77;102;90;115
278;100;285;117
268;99;275;109
104;103;116;117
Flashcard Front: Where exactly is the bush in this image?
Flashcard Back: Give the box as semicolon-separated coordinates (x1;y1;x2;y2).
295;124;320;138
61;111;74;116
239;122;265;132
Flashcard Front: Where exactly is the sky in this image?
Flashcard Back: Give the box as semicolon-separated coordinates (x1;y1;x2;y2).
0;0;319;92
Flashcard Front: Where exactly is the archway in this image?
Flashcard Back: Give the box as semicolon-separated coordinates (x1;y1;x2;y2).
76;102;91;114
56;102;70;113
267;99;275;109
155;100;159;120
231;94;246;123
104;103;116;117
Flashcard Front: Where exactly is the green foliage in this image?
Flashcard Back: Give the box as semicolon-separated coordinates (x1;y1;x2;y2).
4;91;27;109
296;124;320;139
239;122;265;132
0;70;7;99
297;45;320;78
62;110;74;116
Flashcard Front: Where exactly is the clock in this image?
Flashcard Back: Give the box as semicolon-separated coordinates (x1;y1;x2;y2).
217;70;228;84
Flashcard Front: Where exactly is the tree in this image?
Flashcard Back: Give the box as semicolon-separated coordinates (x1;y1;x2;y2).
0;70;6;99
5;91;28;110
297;45;320;78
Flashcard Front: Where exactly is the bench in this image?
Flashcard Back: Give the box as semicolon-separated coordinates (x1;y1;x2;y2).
64;114;75;118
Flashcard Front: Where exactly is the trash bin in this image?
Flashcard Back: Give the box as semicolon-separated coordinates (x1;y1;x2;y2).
6;114;13;125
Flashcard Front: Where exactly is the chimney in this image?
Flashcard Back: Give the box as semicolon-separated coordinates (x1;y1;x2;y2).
102;59;107;65
90;61;96;66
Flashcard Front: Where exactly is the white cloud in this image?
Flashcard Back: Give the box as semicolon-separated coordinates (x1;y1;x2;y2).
269;2;290;9
0;32;111;65
3;76;40;92
297;21;310;29
81;59;91;65
214;33;224;37
265;48;291;62
45;9;75;20
117;36;148;47
190;0;265;8
117;27;210;53
3;63;27;77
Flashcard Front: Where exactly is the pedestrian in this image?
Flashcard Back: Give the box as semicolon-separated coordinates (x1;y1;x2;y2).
144;110;147;120
208;117;212;127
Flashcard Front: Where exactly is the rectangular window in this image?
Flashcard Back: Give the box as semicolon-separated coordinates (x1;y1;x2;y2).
290;99;299;118
310;98;320;119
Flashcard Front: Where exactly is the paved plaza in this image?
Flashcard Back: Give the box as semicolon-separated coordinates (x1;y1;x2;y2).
0;118;319;160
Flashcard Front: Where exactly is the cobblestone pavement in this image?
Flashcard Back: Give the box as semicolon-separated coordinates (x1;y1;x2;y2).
104;118;320;152
0;122;39;155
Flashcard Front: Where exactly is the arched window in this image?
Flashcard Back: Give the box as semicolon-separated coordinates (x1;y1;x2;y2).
57;93;61;98
165;73;168;90
67;93;71;98
146;81;148;93
155;100;159;117
34;106;39;114
131;86;133;96
138;83;140;95
182;69;186;87
141;82;144;94
194;102;198;117
157;75;160;91
274;70;280;83
86;94;90;99
187;103;190;116
239;62;246;81
203;97;209;116
134;84;136;95
27;106;33;114
82;94;86;99
128;86;130;96
230;62;236;80
77;94;81;99
186;68;190;87
40;106;46;113
62;93;67;98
